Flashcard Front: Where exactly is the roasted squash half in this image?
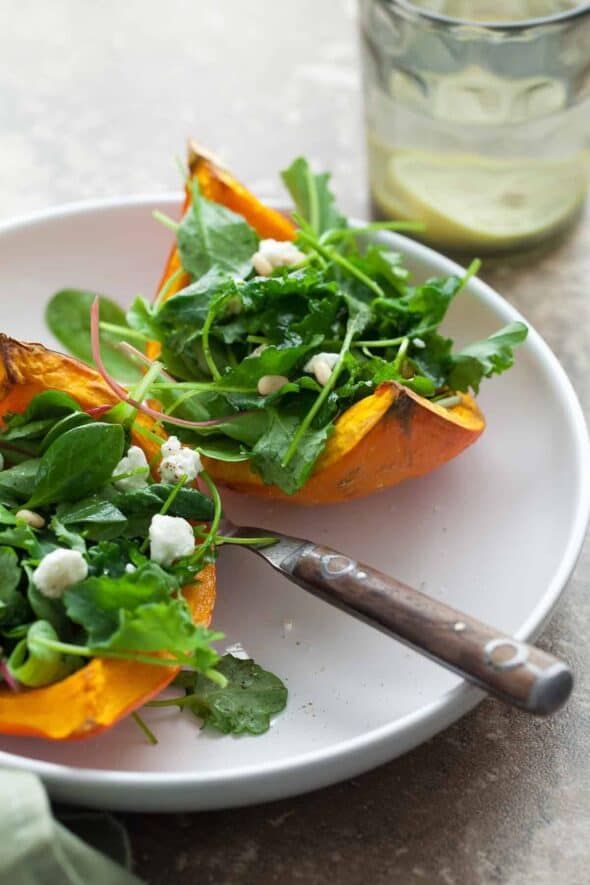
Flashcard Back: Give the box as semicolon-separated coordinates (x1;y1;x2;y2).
0;335;216;740
151;142;485;505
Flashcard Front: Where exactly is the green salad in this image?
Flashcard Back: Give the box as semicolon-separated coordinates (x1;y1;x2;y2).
47;157;528;496
0;387;286;738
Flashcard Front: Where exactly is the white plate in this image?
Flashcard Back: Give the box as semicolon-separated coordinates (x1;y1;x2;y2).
0;196;588;812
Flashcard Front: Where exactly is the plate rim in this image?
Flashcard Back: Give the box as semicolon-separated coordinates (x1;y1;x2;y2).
0;194;588;801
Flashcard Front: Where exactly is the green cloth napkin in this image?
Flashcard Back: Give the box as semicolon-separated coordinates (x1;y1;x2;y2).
1;769;142;884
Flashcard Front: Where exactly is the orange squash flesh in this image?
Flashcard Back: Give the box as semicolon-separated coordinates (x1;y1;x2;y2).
151;144;485;504
0;335;216;740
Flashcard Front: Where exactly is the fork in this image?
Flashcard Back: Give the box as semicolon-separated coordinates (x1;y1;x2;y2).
220;518;573;716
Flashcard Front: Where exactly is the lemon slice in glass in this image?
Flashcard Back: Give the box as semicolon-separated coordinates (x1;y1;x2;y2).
372;150;587;252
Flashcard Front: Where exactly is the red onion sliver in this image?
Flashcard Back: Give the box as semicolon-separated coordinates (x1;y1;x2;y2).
0;658;20;692
85;405;113;419
116;341;176;382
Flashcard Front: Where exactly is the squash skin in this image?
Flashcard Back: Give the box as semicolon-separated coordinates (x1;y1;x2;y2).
0;335;216;740
203;383;484;504
151;144;486;504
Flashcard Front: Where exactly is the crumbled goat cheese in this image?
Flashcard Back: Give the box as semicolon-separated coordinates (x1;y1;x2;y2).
112;445;149;491
15;509;45;529
125;563;137;574
257;375;289;396
149;514;195;567
33;549;88;598
159;436;202;485
225;641;250;660
303;352;340;386
251;239;305;276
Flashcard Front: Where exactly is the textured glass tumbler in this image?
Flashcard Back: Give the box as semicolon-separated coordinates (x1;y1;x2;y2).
360;1;590;255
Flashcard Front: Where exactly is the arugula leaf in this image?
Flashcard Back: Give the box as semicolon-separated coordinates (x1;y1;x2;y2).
217;339;322;390
64;562;177;646
155;268;231;331
0;523;45;560
177;182;258;279
49;516;87;554
0;547;29;628
250;410;332;495
127;296;161;339
406;275;463;327
447;322;528;393
174;654;288;735
27;580;69;636
64;565;220;673
45;289;142;382
27;423;125;508
410;334;453;389
86;539;146;578
281;157;346;235
0;504;16;526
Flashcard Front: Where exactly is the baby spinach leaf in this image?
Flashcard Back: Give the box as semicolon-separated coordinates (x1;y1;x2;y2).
174;654;288;735
56;496;128;541
177;182;258;280
45;289;142;382
8;620;81;687
447;322;529;394
27;423;125;508
0;459;41;502
113;484;214;537
0;547;29;628
281;156;346;235
0;418;58;443
3;390;81;427
40;411;93;454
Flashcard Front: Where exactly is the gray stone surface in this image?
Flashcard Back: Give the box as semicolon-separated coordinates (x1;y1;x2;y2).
1;2;588;882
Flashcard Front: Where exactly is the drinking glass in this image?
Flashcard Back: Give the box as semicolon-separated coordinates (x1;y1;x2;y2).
360;0;590;254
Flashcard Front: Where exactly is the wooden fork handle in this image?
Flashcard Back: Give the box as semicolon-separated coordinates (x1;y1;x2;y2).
244;531;573;716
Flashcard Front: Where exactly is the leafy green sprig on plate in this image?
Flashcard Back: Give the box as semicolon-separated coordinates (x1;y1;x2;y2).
46;156;528;496
0;389;287;736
